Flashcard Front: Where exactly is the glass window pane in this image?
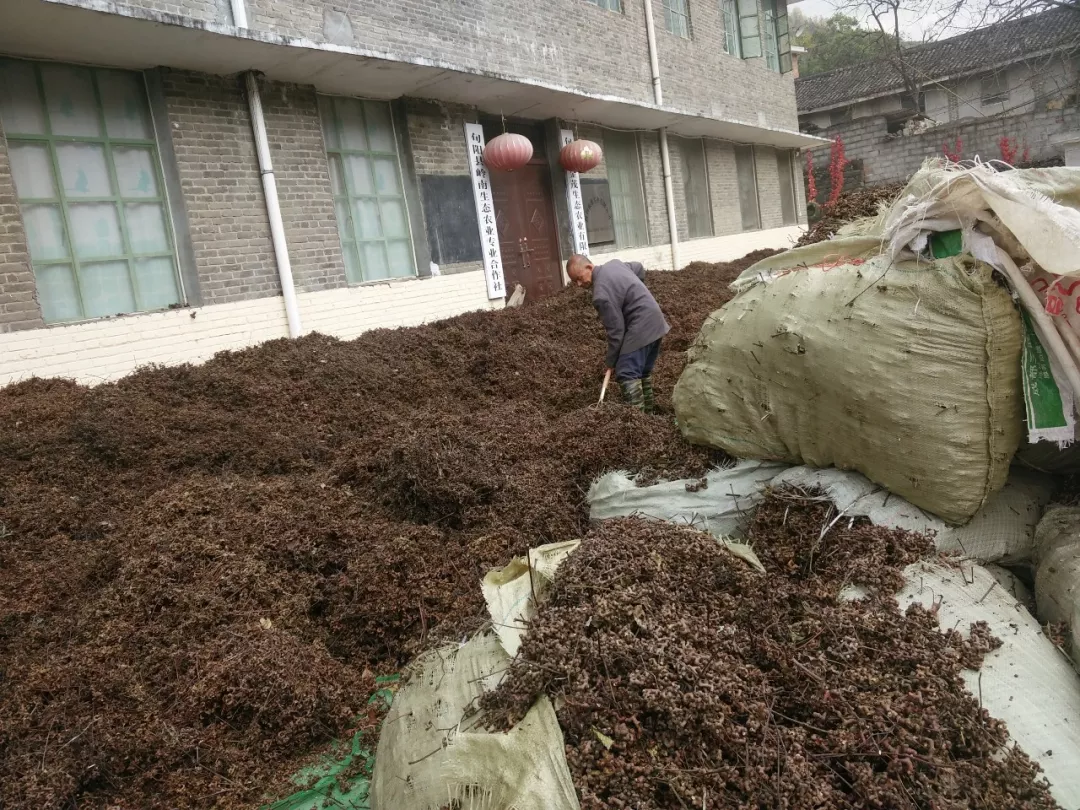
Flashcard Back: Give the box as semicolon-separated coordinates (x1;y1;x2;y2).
364;101;395;152
8;142;56;199
360;242;389;280
735;145;760;231
56;143;113;197
334;198;351;230
69;202;123;258
328;155;346;196
380;198;408;238
681;139;712;238
35;263;82;323
373;158;401;194
113;146;159;197
344;154;374;195
335;97;368;151
134;257;180;310
80;260;135;318
318;96;340;149
341;243;363;283
777;151;797;226
385;240;415;278
352;198;382;239
98;70;152;139
125;203;170;253
40;64;101;137
22;205;69;261
0;60;47;135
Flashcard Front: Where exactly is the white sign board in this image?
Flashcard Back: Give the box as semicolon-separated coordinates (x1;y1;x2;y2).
464;123;506;300
560;129;590;257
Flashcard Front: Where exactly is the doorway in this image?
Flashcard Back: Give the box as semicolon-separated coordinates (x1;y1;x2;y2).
482;120;563;302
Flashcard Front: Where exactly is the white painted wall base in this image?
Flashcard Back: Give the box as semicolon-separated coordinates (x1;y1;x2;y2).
0;226;802;387
591;225;805;271
0;272;500;387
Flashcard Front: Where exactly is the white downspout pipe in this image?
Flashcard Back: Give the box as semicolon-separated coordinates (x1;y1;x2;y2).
231;0;302;338
642;0;681;272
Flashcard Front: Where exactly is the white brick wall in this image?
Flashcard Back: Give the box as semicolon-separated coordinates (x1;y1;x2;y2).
0;272;499;386
591;225;805;271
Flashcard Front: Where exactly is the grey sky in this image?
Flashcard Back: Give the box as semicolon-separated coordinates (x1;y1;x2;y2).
792;0;945;41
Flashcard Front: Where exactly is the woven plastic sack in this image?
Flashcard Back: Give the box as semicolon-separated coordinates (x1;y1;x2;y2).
772;466;1053;563
673;242;1024;524
1033;506;1080;669
588;460;787;539
892;561;1080;807
370;543;582;810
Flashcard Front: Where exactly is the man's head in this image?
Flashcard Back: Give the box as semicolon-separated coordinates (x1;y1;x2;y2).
566;254;595;288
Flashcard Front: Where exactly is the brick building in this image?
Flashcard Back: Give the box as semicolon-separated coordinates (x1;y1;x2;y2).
0;0;815;384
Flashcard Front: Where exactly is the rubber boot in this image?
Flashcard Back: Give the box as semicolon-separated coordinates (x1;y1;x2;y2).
641;375;656;414
619;379;646;411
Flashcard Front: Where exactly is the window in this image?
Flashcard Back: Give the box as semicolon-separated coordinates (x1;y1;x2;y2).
663;0;691;38
763;0;780;71
722;0;741;56
737;0;762;58
319;96;416;282
776;150;797;226
0;59;181;324
734;145;761;231
679;138;713;239
981;73;1009;106
586;0;622;9
604;131;650;248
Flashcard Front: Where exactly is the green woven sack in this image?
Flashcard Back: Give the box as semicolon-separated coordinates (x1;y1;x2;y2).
673;239;1023;524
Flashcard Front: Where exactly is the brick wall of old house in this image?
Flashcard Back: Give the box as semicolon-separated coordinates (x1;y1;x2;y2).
160;70;280;305
804;106;1080;194
0;129;41;332
108;0;797;132
638;131;671;246
706;140;742;236
258;79;349;293
650;0;799;132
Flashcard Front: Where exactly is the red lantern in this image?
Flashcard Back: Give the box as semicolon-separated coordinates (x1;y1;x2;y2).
560;139;602;173
484;133;533;172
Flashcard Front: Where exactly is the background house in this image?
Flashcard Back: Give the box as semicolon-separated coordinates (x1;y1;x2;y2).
0;0;816;385
796;8;1080;196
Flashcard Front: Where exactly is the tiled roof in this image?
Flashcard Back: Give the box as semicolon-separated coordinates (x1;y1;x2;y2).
795;8;1080;113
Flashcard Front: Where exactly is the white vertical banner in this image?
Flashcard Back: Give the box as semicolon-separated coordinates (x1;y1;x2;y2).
464;123;506;300
560;129;590;257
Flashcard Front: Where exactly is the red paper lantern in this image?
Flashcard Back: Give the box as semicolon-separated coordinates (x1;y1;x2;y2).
560;139;602;173
484;133;533;172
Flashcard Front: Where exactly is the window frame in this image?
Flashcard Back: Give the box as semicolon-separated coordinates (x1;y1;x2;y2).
679;137;714;240
776;149;798;226
980;73;1010;106
586;0;623;10
318;94;418;284
734;144;762;232
763;0;780;71
722;0;742;56
662;0;691;38
1;59;184;324
603;130;651;249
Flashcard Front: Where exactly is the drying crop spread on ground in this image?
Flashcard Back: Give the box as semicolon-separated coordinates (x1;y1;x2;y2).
0;253;773;809
0;246;1061;810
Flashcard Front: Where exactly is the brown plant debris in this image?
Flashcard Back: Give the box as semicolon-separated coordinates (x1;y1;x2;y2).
0;254;770;809
481;493;1058;810
798;183;906;247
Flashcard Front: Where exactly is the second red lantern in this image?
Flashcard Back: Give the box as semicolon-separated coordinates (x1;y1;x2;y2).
483;133;533;172
560;139;602;173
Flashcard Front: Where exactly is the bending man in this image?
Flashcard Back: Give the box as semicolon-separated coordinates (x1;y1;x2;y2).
566;254;670;412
